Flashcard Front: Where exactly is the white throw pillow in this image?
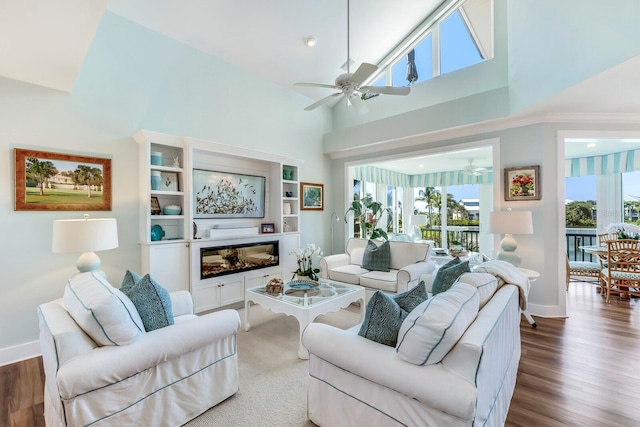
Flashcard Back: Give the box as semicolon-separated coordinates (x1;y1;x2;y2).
396;281;479;365
457;272;499;308
63;272;145;346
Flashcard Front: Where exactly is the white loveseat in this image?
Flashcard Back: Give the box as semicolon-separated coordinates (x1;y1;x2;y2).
302;271;523;426
319;238;436;294
38;272;241;427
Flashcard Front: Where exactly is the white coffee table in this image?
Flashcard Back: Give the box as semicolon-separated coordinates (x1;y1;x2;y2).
245;279;366;359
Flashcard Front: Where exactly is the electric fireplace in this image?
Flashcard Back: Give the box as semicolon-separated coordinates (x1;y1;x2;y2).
200;240;279;280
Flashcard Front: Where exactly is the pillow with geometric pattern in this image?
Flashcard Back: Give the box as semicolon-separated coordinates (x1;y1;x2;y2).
361;240;391;272
358;281;428;346
120;273;174;332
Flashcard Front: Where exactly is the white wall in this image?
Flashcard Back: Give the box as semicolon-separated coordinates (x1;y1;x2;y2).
0;12;331;363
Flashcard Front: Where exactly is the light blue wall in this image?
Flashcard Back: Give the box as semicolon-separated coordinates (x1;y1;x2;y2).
0;12;331;355
507;0;640;113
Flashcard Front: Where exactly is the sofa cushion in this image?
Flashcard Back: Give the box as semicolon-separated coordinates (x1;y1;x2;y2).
457;272;499;308
63;272;145;346
328;264;369;285
396;281;479;365
121;273;174;332
361;240;391;272
359;282;428;346
432;259;470;295
389;241;430;270
359;270;399;292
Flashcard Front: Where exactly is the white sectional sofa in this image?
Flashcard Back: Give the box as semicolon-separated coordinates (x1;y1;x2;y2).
38;272;241;427
302;271;523;427
319;238;436;294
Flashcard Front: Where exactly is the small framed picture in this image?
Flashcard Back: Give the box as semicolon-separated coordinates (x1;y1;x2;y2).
160;172;178;191
261;223;275;233
150;196;161;215
504;165;541;201
300;182;324;211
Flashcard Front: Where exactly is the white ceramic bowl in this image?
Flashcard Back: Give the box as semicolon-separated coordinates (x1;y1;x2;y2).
163;205;182;215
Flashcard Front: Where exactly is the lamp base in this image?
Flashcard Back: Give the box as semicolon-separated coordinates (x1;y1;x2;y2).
496;250;521;267
76;251;101;273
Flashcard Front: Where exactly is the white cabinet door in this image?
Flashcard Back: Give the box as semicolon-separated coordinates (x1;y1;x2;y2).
145;242;190;292
245;271;284;290
220;280;244;306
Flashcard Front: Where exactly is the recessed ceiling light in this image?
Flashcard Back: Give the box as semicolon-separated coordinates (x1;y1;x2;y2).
305;36;317;47
418;164;424;168
587;143;596;148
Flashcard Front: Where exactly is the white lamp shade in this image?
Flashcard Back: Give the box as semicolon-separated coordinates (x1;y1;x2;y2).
410;215;428;226
488;210;533;235
52;217;119;253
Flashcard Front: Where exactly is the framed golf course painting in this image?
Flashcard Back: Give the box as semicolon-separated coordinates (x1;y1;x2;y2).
14;148;112;211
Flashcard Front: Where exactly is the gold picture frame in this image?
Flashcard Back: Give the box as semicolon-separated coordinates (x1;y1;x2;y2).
300;182;324;211
14;148;111;211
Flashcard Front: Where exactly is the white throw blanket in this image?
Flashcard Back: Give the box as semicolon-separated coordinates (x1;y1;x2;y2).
474;260;530;310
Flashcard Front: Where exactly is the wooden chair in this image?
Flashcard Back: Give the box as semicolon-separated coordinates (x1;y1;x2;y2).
565;254;601;290
602;239;640;303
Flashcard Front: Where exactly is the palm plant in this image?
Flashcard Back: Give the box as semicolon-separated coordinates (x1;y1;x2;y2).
345;196;391;240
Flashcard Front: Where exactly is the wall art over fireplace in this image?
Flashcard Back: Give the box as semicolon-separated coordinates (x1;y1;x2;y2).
193;169;266;218
14;148;111;211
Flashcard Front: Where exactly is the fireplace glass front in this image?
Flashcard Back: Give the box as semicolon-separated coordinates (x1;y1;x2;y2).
200;241;279;280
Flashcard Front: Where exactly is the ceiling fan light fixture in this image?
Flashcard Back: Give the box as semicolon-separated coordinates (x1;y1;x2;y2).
305;36;317;47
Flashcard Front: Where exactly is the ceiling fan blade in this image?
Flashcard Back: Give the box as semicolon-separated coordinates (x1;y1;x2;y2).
348;94;368;115
361;85;410;96
294;82;340;90
304;92;343;111
350;63;377;85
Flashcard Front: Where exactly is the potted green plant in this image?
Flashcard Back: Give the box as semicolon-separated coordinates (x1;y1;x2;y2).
344;196;391;240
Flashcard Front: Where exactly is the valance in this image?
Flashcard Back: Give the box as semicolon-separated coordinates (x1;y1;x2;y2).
353;165;493;188
566;148;640;177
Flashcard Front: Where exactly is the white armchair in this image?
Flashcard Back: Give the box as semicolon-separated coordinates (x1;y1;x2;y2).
38;275;241;427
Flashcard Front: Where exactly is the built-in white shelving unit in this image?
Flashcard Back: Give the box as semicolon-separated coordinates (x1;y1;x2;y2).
134;130;302;310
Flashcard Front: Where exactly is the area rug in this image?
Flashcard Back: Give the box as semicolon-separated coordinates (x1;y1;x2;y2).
184;304;362;427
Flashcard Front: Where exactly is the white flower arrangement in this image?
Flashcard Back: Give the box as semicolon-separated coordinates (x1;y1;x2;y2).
290;243;323;281
604;222;640;239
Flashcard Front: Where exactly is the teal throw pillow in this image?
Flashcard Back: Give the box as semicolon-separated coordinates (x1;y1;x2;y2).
121;273;174;332
121;269;142;293
361;240;391;272
358;282;428;346
432;259;471;295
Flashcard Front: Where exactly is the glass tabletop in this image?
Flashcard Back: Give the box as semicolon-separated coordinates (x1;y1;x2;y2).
247;279;361;308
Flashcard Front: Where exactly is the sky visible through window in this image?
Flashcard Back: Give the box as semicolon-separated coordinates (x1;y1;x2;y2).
389;9;480;87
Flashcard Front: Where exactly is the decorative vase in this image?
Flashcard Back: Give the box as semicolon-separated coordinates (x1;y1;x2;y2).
151;171;162;190
283;202;291;215
283;168;293;180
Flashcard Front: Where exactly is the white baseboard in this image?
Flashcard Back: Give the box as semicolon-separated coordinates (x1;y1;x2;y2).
0;340;41;366
527;303;567;319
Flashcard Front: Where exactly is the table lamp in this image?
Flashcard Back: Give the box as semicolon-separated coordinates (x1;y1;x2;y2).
488;209;533;267
52;214;119;273
410;214;427;239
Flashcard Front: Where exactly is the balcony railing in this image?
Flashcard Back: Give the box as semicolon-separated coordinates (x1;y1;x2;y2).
418;227;597;262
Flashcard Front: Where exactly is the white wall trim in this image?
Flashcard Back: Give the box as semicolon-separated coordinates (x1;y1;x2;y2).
0;340;40;367
527;303;567;319
327;112;640;160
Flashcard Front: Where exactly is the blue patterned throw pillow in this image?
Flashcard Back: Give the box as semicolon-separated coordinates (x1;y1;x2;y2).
361;240;391;272
121;273;174;332
358;282;428;346
432;259;471;295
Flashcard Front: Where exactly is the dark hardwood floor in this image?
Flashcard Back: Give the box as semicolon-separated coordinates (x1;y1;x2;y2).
1;281;637;427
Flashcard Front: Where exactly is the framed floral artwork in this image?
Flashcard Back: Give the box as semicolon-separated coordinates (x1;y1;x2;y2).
504;165;540;201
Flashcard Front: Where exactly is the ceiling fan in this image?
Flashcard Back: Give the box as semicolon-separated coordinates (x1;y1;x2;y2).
464;160;488;176
294;0;410;111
